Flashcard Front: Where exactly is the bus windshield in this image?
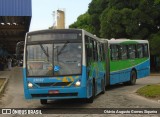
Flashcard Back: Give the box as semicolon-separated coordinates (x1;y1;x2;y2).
27;42;82;76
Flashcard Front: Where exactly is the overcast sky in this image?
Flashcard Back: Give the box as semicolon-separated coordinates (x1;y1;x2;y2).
29;0;92;31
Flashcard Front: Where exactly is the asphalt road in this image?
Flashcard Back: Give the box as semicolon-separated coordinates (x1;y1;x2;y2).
0;67;160;117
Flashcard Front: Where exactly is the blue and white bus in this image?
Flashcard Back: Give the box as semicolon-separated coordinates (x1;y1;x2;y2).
23;29;150;104
23;29;106;104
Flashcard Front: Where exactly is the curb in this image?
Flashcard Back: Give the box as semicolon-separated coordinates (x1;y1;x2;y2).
0;78;9;94
150;74;160;76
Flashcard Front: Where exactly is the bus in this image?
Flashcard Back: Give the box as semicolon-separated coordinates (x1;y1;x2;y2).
23;29;150;104
100;39;150;86
23;29;106;104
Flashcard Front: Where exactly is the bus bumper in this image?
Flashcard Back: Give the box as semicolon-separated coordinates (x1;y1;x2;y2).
24;87;87;100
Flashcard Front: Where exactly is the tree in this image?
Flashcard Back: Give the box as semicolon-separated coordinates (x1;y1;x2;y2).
149;31;160;55
69;0;160;45
100;0;160;39
100;8;125;38
69;12;94;33
88;0;109;36
69;0;109;36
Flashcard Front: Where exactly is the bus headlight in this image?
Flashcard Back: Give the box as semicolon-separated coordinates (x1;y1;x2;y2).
75;81;81;87
28;82;33;88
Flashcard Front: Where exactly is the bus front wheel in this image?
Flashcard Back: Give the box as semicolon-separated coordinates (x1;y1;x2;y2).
40;99;47;105
87;81;95;103
129;70;137;85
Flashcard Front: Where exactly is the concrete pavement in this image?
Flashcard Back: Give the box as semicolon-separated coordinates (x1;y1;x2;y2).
0;68;160;117
0;69;12;94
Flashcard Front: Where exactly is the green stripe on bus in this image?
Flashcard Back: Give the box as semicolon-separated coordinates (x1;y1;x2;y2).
110;58;148;72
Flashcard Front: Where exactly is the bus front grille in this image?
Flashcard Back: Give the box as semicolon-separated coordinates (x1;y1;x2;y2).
31;93;78;97
36;82;72;87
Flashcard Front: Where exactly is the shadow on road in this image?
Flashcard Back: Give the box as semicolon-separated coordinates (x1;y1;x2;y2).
106;83;139;91
37;98;90;108
36;97;108;114
36;98;95;114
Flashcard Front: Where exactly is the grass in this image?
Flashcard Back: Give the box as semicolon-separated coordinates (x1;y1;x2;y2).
137;84;160;99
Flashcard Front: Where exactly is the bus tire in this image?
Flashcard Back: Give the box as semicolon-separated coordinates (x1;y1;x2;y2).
40;99;47;105
129;70;137;85
101;79;105;94
87;81;95;103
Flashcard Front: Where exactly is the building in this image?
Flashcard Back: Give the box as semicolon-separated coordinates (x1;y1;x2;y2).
52;9;65;29
0;0;32;55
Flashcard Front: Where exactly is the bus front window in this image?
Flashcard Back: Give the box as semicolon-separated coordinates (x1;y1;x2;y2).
54;43;82;75
26;43;82;76
27;44;53;76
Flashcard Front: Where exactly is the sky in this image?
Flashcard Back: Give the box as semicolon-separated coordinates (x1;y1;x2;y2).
29;0;92;31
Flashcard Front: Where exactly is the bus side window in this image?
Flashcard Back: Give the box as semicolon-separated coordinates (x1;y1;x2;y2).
93;41;98;61
110;45;119;60
137;44;144;58
119;45;128;60
91;39;94;60
102;44;106;61
97;42;102;61
85;36;93;66
97;42;100;61
128;45;136;59
99;44;105;61
143;44;149;57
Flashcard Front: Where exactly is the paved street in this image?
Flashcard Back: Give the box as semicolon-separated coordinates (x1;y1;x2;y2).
0;67;160;117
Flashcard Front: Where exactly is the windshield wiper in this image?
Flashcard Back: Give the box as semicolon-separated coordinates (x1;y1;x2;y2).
40;44;49;61
57;41;69;55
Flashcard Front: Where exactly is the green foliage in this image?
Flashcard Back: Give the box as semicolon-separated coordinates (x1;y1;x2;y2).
108;0;140;10
69;12;94;33
100;8;125;38
100;0;160;39
155;0;160;4
88;0;109;36
69;0;160;55
149;31;160;55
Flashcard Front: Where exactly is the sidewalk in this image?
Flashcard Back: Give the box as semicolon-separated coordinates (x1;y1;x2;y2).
0;69;12;94
0;70;12;78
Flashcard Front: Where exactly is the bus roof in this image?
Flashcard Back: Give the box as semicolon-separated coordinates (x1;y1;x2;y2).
99;38;148;44
27;29;83;35
107;39;148;44
27;28;101;42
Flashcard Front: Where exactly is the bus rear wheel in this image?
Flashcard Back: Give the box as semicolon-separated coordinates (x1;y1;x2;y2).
40;99;47;105
129;70;137;85
101;79;105;94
